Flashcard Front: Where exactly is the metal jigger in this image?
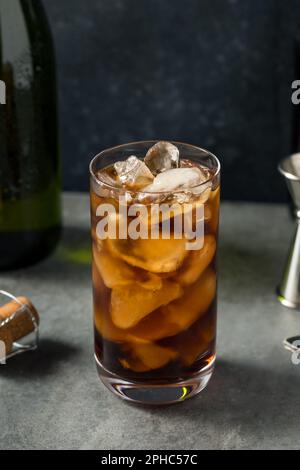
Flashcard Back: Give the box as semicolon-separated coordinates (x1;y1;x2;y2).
277;153;300;308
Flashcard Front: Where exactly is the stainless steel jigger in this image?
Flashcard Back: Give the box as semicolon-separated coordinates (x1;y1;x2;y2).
278;153;300;308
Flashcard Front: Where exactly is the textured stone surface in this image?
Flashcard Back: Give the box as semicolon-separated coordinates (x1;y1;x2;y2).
1;193;300;449
43;0;300;201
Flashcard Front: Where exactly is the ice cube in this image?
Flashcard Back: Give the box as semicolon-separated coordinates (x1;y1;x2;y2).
144;141;179;175
97;169;121;188
205;186;220;233
177;313;216;366
120;341;177;371
110;279;183;329
114;156;154;189
159;268;216;332
144;167;210;193
127;268;216;341
93;264;129;342
93;243;163;290
118;356;149;372
175;235;216;286
92;170;122;198
107;236;188;273
94;302;128;343
93;245;136;288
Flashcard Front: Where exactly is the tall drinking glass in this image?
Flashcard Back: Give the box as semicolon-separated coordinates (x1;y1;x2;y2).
90;141;220;405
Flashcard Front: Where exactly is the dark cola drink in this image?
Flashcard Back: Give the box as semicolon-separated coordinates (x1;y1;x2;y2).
90;141;220;405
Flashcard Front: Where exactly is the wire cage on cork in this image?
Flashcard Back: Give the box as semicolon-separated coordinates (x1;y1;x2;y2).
0;290;39;363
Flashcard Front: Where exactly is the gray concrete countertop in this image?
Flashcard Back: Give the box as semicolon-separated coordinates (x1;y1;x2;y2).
1;193;300;450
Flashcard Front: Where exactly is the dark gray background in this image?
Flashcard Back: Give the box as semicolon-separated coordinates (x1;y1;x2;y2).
43;0;300;202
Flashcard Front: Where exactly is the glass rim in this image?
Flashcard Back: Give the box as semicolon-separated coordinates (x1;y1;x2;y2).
89;140;221;195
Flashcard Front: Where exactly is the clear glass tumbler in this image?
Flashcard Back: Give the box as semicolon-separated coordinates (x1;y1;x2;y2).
90;141;220;405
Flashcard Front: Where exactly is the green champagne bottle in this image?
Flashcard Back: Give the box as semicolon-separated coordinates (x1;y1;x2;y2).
0;0;61;270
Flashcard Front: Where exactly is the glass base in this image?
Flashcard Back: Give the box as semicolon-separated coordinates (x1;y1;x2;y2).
95;355;215;405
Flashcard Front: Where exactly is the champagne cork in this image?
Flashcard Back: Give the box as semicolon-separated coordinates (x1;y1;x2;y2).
0;296;39;356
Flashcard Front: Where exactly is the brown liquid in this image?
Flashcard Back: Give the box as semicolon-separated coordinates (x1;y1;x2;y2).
91;161;220;382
